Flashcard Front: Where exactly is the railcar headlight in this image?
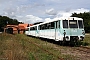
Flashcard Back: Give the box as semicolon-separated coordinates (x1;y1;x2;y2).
63;30;66;35
82;32;85;35
82;30;85;35
63;32;66;35
66;36;69;39
80;36;84;40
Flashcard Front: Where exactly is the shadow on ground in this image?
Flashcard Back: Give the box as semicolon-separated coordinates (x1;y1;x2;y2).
27;35;89;47
39;38;89;47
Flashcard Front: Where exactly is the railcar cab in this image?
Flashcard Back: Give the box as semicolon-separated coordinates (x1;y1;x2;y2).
61;17;85;41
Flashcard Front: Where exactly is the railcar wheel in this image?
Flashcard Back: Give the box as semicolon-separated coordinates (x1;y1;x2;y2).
69;39;78;46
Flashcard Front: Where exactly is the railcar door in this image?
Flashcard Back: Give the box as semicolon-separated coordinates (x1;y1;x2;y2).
69;20;78;36
55;21;60;41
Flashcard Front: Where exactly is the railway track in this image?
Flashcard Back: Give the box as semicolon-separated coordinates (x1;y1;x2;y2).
27;39;64;60
27;38;90;60
25;35;90;60
80;46;90;49
75;46;90;54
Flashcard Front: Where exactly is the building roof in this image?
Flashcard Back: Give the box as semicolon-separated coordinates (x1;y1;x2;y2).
6;25;18;28
18;24;28;30
6;25;18;31
29;24;33;26
5;24;33;31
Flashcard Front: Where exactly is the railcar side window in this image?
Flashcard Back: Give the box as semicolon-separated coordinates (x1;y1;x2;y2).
42;25;45;30
47;23;51;29
56;21;58;28
44;24;47;29
35;26;37;30
39;25;43;30
63;20;68;28
30;27;36;30
40;24;45;30
30;27;33;30
69;20;78;28
39;22;55;30
55;21;60;28
38;26;40;30
78;20;83;28
59;20;60;28
40;25;42;30
51;22;54;29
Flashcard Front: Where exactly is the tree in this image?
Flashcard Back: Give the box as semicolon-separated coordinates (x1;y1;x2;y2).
0;15;19;32
71;12;90;33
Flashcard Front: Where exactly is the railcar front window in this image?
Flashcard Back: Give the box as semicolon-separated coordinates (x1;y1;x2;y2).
63;20;68;28
69;20;78;28
78;20;83;28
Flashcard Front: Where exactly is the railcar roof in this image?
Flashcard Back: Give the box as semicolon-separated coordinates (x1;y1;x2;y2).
38;17;83;25
53;17;83;21
28;17;83;27
29;24;38;27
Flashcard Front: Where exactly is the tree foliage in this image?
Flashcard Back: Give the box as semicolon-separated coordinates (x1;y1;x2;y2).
71;12;90;33
0;15;19;32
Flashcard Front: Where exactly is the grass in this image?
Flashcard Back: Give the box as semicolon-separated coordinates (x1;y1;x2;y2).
0;33;90;60
83;35;90;46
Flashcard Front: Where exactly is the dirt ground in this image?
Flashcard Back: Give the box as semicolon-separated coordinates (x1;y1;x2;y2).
52;45;90;60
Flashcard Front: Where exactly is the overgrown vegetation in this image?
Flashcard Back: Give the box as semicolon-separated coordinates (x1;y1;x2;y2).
0;15;24;32
1;33;89;60
82;35;90;46
0;16;19;31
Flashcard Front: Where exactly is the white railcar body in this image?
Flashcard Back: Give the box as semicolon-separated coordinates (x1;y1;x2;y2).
25;17;85;42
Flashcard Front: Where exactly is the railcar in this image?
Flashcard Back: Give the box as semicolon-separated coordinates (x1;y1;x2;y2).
25;17;85;42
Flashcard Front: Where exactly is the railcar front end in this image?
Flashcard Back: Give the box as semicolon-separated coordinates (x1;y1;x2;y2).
60;17;85;42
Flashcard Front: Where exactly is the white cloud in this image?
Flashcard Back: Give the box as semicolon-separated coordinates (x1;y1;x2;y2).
45;8;57;16
3;11;16;18
45;0;60;2
70;8;89;14
0;0;90;24
2;6;90;24
44;8;90;22
16;15;43;24
57;8;90;17
45;18;52;22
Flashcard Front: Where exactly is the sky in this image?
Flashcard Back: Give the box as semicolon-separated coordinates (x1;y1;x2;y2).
0;0;90;24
